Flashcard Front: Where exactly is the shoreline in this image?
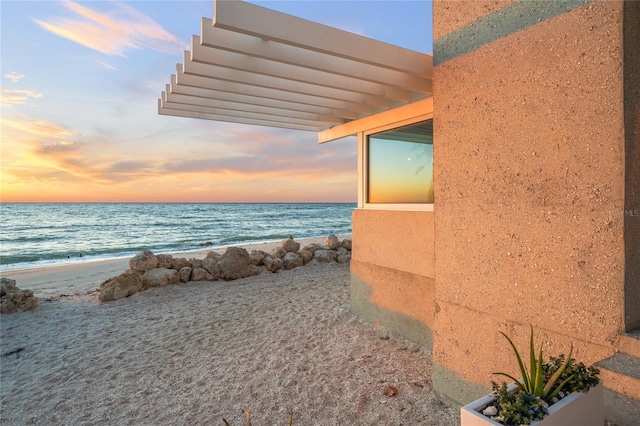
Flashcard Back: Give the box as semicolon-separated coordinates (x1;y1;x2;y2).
1;234;350;298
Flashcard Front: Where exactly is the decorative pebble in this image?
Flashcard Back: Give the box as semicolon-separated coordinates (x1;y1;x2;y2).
483;405;498;416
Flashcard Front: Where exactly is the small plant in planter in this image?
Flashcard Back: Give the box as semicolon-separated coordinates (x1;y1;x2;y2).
461;326;601;426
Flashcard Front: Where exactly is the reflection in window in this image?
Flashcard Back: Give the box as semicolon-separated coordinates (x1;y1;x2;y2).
367;120;433;204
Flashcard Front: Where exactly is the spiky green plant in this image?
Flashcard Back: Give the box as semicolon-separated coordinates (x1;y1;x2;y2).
493;326;575;402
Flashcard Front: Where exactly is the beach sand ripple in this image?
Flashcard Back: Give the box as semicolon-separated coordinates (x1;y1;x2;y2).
1;263;460;425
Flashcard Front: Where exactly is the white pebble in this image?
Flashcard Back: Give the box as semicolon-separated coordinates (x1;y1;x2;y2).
483;405;498;416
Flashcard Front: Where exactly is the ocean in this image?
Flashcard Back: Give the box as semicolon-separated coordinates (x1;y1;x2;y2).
0;203;355;272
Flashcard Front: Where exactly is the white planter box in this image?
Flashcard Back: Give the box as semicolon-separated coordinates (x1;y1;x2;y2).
460;382;603;426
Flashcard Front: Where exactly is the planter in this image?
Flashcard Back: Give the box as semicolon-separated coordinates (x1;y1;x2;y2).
460;382;603;426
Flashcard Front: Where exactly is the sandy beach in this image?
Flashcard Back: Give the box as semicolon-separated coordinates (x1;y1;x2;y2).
1;239;460;425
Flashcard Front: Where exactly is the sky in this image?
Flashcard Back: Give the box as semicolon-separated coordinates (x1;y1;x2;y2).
0;0;433;203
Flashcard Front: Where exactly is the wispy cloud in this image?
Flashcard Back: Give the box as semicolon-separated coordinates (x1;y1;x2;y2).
2;117;71;138
97;61;118;71
4;71;26;83
0;89;44;106
33;1;186;57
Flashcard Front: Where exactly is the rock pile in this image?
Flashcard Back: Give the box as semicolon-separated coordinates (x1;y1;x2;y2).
1;278;38;314
99;235;352;302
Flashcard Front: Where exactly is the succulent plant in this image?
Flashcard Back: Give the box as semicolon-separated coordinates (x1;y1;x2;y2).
488;326;600;425
493;326;575;401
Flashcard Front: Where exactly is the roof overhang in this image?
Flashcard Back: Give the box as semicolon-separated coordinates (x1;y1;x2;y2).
158;0;433;136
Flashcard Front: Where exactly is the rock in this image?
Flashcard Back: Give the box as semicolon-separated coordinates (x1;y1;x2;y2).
281;237;300;253
190;267;213;282
218;247;251;280
205;251;221;261
340;239;352;251
202;258;221;280
179;266;192;283
314;249;336;263
301;243;328;253
129;250;158;272
263;256;283;273
269;246;287;259
482;406;498;416
99;270;143;302
249;250;266;266
335;247;351;264
156;254;174;269
142;268;180;289
0;278;17;296
325;235;340;250
282;252;303;270
383;385;399;397
298;249;313;265
171;257;191;270
1;278;38;314
249;265;264;276
191;258;203;269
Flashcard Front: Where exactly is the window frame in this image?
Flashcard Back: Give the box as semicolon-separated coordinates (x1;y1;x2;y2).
358;113;434;211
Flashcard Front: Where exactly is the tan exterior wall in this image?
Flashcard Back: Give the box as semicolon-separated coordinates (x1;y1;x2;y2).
432;0;632;406
350;209;435;348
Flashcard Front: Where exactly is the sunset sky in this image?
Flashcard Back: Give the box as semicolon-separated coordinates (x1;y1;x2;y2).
1;1;432;203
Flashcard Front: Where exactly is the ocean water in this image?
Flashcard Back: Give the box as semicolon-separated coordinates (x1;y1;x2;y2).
0;203;355;271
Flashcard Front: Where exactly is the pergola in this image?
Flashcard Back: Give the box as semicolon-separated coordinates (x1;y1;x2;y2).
158;0;433;139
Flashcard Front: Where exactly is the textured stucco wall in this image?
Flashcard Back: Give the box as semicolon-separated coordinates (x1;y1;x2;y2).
350;209;435;348
432;0;628;406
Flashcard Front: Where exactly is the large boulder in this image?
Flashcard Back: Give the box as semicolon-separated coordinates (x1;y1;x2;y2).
190;267;213;282
129;250;158;272
301;243;327;254
263;256;283;273
249;265;263;276
314;249;337;263
269;246;287;259
335;247;351;264
282;252;303;270
340;239;352;251
142;268;180;289
155;254;174;269
218;247;251;280
179;266;192;283
202;258;221;280
1;278;38;314
325;235;340;250
298;249;313;265
249;250;266;266
99;270;143;302
205;251;221;262
171;257;191;270
281;237;300;253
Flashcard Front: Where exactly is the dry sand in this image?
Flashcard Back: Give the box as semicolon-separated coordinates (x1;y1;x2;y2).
1;240;460;425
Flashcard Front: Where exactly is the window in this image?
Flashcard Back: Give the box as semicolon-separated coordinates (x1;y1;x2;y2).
366;120;433;206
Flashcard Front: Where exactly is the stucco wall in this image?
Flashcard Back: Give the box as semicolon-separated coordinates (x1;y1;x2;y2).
350;208;435;348
432;0;629;406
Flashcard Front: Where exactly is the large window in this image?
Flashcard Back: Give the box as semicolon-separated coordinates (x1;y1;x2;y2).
366;120;433;205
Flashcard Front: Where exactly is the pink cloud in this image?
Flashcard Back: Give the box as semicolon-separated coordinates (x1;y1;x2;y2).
33;1;186;57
